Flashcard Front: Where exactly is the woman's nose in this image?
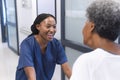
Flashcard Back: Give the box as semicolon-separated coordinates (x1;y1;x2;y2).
49;27;56;32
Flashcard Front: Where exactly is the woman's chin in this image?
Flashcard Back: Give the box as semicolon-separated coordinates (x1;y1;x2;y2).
47;37;53;41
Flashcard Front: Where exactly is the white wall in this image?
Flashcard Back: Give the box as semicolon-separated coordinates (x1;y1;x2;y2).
55;0;61;40
16;0;37;45
37;0;55;16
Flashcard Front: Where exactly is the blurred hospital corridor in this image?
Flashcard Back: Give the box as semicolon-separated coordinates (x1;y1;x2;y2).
0;29;19;80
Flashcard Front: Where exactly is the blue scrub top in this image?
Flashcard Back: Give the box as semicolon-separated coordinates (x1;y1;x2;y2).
15;35;67;80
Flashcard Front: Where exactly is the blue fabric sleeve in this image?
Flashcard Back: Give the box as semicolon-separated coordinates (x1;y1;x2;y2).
17;40;34;70
55;40;68;64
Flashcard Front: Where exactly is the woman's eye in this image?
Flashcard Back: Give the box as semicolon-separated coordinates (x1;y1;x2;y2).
53;26;56;28
46;26;51;28
46;25;56;28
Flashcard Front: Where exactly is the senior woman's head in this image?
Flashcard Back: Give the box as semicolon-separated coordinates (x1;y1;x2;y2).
83;0;120;47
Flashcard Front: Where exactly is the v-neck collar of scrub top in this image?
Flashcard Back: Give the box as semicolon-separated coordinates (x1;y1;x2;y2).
33;36;51;80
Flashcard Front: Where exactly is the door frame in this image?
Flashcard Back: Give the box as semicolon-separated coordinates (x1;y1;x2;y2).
0;0;7;42
5;0;19;54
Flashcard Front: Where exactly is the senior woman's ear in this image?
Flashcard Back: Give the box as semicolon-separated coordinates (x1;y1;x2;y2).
89;21;95;32
83;21;95;36
85;21;95;33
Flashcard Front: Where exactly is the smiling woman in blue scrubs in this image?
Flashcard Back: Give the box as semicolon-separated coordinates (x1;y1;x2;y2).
15;13;72;80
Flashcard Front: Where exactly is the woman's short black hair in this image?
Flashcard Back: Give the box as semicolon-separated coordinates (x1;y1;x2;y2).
29;13;56;37
86;0;120;41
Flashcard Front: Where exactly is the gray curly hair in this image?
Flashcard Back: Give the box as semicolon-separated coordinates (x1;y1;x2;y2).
86;0;120;41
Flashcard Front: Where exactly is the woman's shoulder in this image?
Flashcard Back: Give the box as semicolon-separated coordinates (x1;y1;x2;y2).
49;38;63;49
50;38;61;45
21;35;35;46
52;38;59;42
77;48;106;62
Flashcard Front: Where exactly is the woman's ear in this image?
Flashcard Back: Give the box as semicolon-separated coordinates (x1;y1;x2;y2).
36;24;40;30
89;22;95;32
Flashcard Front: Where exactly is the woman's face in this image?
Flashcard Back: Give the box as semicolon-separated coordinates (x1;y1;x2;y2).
37;16;56;42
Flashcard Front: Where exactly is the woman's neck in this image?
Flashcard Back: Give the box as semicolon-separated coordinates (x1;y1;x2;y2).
90;34;120;55
101;41;120;55
95;38;120;55
34;35;48;54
